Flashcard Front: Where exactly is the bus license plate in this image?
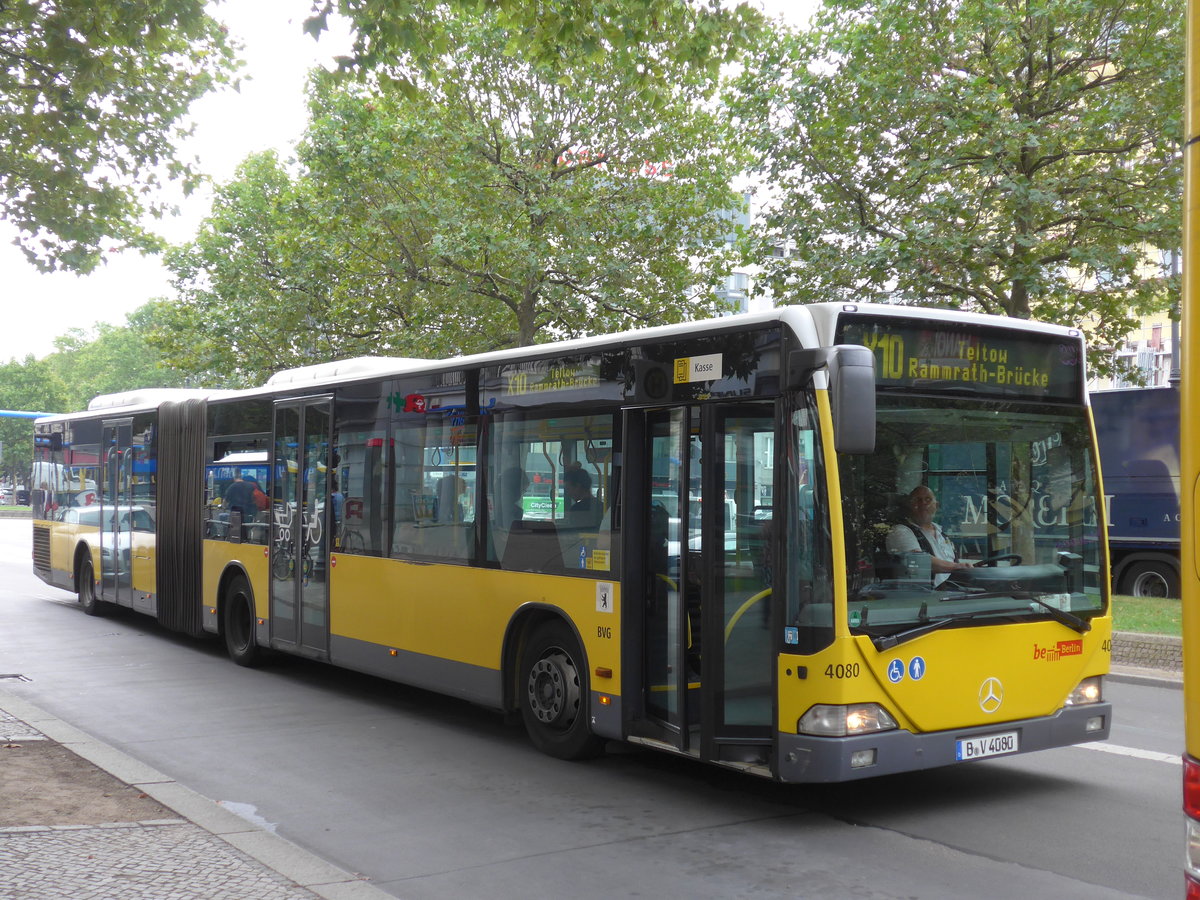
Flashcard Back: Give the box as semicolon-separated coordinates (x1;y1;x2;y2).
956;731;1019;761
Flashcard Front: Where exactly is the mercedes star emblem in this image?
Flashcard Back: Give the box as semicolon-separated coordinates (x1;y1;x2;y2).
979;677;1004;714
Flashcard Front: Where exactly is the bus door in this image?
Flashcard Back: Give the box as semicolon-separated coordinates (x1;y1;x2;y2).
631;403;776;762
99;419;134;606
270;397;333;659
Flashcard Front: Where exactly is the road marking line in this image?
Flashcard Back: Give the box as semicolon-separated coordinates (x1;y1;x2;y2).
1077;741;1181;765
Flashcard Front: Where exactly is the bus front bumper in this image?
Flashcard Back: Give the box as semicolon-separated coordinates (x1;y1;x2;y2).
776;702;1112;783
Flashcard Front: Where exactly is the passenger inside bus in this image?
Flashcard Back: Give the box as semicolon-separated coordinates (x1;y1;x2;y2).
562;466;599;528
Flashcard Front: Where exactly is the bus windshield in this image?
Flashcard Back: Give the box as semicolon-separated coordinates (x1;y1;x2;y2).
840;395;1105;642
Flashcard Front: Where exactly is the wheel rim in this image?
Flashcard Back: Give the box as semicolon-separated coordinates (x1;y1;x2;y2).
527;650;581;728
1132;570;1169;598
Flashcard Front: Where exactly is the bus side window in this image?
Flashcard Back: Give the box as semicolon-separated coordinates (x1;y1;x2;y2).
392;419;476;563
487;412;615;576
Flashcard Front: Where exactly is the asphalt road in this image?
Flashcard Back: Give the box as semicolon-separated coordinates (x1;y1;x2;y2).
0;519;1182;899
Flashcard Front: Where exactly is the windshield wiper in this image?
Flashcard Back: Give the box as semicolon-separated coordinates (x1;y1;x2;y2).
867;592;1090;650
937;590;1090;634
1022;594;1091;634
869;609;1016;651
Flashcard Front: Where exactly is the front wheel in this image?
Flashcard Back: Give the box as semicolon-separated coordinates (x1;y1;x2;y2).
519;620;603;760
223;575;262;667
78;556;107;617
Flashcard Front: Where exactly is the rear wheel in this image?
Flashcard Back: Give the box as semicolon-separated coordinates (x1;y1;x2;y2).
223;575;261;667
78;556;106;617
1119;560;1180;598
519;619;603;760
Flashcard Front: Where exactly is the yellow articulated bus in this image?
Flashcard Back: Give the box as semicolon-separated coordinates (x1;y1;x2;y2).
32;303;1110;781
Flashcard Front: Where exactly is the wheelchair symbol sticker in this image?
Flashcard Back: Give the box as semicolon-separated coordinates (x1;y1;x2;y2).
909;656;927;681
887;659;905;684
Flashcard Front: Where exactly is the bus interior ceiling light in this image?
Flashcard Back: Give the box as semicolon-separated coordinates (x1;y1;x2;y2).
798;703;898;737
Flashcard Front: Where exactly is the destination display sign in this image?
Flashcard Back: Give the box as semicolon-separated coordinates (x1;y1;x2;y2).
498;359;603;398
837;316;1084;402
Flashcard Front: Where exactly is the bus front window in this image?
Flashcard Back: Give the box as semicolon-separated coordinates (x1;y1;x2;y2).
840;396;1104;641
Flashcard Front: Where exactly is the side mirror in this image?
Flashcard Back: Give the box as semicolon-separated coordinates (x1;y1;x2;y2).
788;345;876;454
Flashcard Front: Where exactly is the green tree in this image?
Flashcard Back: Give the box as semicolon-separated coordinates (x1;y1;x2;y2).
163;8;750;382
734;0;1183;362
0;356;67;489
1;0;238;272
306;0;760;100
159;150;370;384
47;307;193;412
300;16;748;349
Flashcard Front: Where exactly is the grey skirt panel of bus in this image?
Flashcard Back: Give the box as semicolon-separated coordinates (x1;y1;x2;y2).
156;398;207;636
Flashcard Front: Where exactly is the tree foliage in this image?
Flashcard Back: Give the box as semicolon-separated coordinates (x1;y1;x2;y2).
0;356;65;487
0;0;238;272
48;307;193;411
161;8;750;384
307;0;761;102
0;304;192;486
733;0;1183;362
156;151;354;385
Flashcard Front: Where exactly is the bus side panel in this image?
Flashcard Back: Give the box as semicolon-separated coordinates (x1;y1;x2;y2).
34;520;76;592
201;540;271;635
130;530;156;614
49;521;90;584
326;555;621;709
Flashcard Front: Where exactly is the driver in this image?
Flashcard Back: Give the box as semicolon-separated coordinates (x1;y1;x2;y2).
885;485;975;587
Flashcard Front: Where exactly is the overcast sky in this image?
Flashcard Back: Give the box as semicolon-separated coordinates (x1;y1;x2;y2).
0;2;352;364
0;0;806;367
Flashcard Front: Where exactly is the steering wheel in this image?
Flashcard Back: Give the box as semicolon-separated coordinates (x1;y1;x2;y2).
972;553;1022;567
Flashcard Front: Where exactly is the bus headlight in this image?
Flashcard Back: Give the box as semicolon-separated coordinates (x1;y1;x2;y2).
1064;676;1103;706
798;703;898;737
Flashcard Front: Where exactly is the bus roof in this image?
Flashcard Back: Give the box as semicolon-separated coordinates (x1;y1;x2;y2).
265;356;430;386
86;388;237;413
43;304;1085;420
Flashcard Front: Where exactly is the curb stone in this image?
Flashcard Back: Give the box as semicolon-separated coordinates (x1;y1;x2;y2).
1112;629;1181;673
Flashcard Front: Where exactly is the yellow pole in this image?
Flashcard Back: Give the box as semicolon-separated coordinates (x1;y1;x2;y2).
1183;0;1200;761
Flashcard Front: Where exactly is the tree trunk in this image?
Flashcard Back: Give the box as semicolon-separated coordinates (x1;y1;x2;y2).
517;283;538;347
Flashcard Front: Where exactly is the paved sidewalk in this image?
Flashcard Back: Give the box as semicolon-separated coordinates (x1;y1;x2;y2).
0;691;395;900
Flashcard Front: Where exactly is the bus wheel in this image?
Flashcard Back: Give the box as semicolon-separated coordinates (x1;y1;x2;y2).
1120;560;1179;599
519;620;603;760
78;557;106;617
223;575;261;667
